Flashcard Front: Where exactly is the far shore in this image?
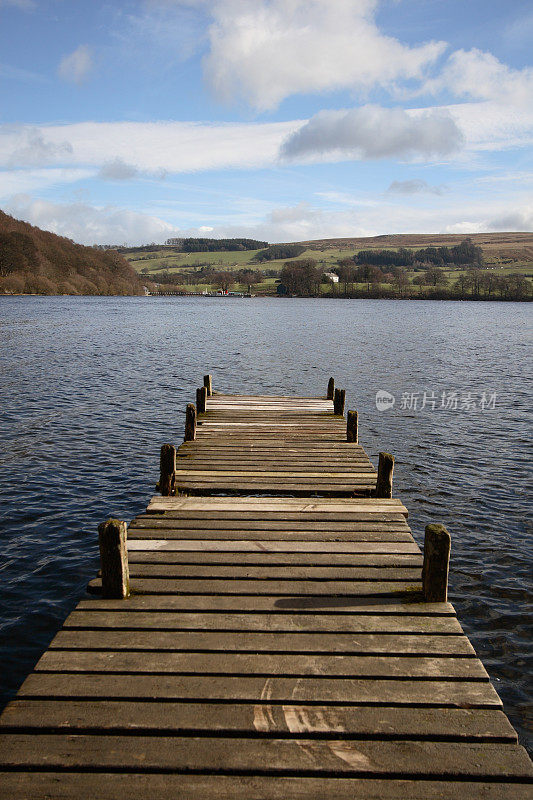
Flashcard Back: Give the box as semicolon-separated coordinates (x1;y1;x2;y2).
2;292;531;302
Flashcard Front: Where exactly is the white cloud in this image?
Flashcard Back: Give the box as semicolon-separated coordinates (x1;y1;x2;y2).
426;48;533;107
434;101;533;153
281;106;463;161
6;127;72;167
387;179;446;195
0;168;93;199
316;191;380;208
5;195;178;245
224;201;365;242
0;100;531;185
487;209;533;232
203;0;446;111
57;45;93;85
5;190;533;247
98;159;139;180
443;221;486;235
0;120;300;173
474;172;533;187
190;184;533;241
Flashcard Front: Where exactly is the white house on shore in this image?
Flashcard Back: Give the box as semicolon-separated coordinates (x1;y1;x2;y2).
323;272;339;283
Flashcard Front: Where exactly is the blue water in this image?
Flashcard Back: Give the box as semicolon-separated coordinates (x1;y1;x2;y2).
0;296;531;753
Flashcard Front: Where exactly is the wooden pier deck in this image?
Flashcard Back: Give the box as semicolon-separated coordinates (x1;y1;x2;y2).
175;394;377;495
0;388;531;798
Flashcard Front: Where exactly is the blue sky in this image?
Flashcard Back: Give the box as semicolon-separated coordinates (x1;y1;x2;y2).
1;0;532;244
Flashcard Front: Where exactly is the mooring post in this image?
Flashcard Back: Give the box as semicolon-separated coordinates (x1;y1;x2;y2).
347;410;358;443
203;374;213;396
159;443;176;496
333;388;346;415
423;524;451;602
375;451;394;497
196;385;207;414
98;519;129;599
327;377;335;400
184;402;197;441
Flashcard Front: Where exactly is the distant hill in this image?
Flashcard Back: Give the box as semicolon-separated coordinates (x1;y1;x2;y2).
295;232;533;263
0;211;145;295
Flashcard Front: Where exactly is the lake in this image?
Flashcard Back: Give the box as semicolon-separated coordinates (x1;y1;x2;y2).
0;295;531;753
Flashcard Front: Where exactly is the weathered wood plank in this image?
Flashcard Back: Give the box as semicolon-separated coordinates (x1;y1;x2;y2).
129;518;411;532
75;595;455;614
176;465;376;482
146;497;409;515
63;611;461;632
175;459;373;466
177;454;373;461
0;701;516;741
173;487;375;497
33;651;487;679
141;511;409;522
127;529;414;540
17;674;503;707
177;451;372;459
179;438;365;443
127;553;422;566
1;735;531;777
50;630;475;656
1;774;530;800
173;482;376;491
147;497;408;509
175;467;375;475
126;540;420;553
122;564;423;580
88;577;422;594
173;482;377;491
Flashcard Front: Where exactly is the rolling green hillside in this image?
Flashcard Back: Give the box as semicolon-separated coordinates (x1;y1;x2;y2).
123;232;533;298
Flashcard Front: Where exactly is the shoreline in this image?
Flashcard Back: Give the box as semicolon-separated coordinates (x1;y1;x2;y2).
2;292;531;302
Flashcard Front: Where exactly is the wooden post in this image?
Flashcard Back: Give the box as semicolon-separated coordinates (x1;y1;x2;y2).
184;403;197;441
159;443;176;496
347;410;358;443
327;377;335;400
203;374;213;396
196;385;207;413
98;519;129;599
423;524;451;602
375;451;394;498
333;388;346;415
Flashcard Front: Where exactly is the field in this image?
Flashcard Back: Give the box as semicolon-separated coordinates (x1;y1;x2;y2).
124;232;533;295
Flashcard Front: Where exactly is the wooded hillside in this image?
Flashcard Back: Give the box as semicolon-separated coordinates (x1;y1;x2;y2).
0;211;144;295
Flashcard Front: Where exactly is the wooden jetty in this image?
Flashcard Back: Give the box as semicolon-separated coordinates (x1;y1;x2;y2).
0;378;531;798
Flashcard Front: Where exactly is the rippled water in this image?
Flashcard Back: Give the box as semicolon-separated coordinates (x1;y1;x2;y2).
0;296;531;753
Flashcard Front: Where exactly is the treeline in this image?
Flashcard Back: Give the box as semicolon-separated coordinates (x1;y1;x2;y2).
0;211;144;295
254;244;306;262
153;267;270;293
180;238;267;252
355;239;483;267
278;258;530;301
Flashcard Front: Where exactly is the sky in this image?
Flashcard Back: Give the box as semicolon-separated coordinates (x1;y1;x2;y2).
0;0;532;245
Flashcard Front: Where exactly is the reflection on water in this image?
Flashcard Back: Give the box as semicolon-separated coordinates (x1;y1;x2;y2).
0;296;531;752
